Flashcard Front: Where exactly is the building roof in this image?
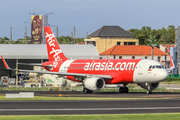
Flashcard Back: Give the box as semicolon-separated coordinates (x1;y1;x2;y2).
0;44;99;59
161;44;175;48
100;45;167;56
89;26;133;37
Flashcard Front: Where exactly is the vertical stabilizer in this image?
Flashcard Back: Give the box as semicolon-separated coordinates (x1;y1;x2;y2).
169;55;175;69
44;26;68;62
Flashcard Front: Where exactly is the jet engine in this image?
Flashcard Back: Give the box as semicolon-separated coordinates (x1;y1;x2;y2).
138;82;159;90
84;77;105;91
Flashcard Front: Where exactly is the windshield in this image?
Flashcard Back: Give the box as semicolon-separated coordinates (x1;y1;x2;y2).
148;65;164;70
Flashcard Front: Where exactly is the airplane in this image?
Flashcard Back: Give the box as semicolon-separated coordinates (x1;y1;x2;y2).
1;26;171;94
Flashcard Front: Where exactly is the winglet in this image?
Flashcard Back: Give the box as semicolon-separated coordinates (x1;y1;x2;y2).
1;56;10;69
169;55;175;69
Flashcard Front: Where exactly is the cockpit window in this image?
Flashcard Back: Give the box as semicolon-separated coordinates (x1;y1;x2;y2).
148;66;152;69
149;65;164;69
152;66;155;69
156;65;162;69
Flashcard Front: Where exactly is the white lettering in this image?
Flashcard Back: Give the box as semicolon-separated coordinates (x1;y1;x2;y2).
83;61;135;71
45;33;55;47
45;32;62;69
50;48;62;61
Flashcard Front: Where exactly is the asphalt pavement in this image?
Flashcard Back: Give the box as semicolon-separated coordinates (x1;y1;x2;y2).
0;99;180;115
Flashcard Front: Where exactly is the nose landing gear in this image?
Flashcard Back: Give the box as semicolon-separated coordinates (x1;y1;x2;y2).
146;83;152;94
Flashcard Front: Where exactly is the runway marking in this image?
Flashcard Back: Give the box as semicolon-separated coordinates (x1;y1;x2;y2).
1;107;180;111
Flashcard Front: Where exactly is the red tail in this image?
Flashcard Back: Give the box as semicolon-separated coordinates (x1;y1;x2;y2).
169;55;175;68
44;26;68;62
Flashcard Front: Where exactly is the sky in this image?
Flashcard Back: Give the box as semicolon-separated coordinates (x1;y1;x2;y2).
0;0;180;40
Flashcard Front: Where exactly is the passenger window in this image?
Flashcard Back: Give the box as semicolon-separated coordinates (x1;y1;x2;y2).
152;66;155;69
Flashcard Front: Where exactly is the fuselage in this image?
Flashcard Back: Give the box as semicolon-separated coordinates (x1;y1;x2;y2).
42;59;168;84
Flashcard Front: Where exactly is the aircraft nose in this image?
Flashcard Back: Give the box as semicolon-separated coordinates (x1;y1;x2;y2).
159;70;169;81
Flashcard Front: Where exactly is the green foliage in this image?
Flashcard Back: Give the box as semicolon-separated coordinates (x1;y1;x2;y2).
128;25;176;45
147;35;158;47
56;36;84;44
0;36;31;44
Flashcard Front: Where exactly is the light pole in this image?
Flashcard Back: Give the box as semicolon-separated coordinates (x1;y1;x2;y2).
24;22;31;44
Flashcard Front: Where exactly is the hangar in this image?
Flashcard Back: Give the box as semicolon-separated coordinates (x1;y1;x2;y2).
0;44;99;77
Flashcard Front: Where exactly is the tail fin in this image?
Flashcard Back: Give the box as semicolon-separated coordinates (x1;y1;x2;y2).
169;55;175;69
44;26;68;62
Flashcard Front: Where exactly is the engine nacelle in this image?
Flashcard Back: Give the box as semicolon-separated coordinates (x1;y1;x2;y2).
138;82;159;90
84;77;105;91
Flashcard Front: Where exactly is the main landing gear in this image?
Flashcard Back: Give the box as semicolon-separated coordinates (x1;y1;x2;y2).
119;85;129;93
83;88;93;94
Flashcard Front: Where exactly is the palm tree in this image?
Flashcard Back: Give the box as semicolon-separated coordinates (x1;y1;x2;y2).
147;35;157;60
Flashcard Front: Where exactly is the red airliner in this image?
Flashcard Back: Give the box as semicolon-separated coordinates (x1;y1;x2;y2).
1;26;171;94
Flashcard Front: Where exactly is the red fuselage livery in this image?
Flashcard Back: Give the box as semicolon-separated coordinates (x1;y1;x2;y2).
1;26;169;94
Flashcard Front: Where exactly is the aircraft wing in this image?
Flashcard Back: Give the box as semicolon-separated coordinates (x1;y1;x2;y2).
1;56;112;79
18;63;50;67
18;63;53;70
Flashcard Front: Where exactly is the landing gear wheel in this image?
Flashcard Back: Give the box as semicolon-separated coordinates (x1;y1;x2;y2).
124;87;129;93
83;88;93;94
83;88;88;94
147;90;152;94
88;90;93;94
119;87;124;93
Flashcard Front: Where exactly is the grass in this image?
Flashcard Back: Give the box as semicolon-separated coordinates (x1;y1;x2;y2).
0;113;180;120
162;78;180;84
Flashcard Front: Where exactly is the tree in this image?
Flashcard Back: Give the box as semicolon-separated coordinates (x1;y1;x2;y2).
128;25;175;45
147;35;158;60
56;36;84;44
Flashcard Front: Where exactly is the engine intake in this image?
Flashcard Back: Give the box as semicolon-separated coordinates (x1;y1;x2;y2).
138;82;159;90
84;77;105;91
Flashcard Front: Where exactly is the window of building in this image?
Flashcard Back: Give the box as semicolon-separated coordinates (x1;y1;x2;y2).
158;56;161;62
119;56;122;59
117;42;121;45
165;55;167;60
175;52;177;60
114;55;116;59
132;56;135;59
128;42;135;45
145;56;147;59
124;42;135;45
